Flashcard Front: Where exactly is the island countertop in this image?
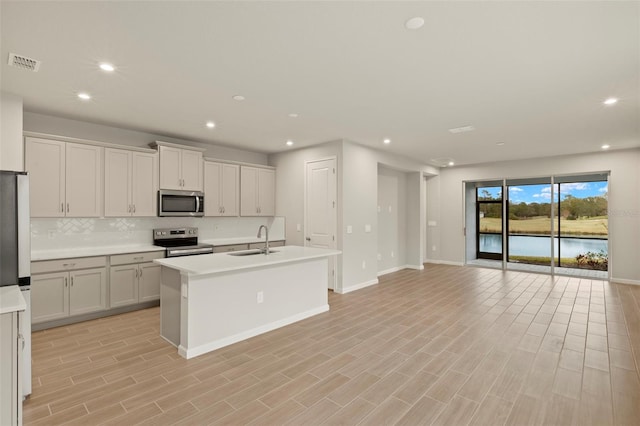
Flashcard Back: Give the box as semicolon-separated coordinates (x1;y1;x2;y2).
154;245;340;276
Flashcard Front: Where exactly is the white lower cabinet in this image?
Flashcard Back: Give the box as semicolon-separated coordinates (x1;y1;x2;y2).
32;268;107;324
0;311;23;426
31;257;107;324
110;252;163;308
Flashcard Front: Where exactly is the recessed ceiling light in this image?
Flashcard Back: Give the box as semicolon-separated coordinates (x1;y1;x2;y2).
206;121;215;129
232;95;245;101
603;98;618;105
99;62;115;72
288;113;299;118
449;125;475;134
448;161;455;166
77;92;91;100
601;144;610;150
383;138;391;145
405;17;425;30
496;142;505;146
286;140;294;146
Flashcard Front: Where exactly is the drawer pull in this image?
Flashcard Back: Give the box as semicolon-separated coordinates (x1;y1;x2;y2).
62;263;76;267
133;256;144;260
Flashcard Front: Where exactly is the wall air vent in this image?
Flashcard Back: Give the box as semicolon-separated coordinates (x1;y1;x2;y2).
7;53;41;72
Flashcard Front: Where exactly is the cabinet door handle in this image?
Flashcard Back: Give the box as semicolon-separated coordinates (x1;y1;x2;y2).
66;203;70;213
135;269;138;278
71;277;74;286
65;277;68;287
61;203;64;213
128;205;132;213
139;268;143;278
133;204;136;213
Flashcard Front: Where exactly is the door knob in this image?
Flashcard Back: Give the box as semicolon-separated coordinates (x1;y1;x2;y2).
305;237;311;241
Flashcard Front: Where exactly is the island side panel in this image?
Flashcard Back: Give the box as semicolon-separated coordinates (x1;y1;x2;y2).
159;265;181;347
180;258;329;359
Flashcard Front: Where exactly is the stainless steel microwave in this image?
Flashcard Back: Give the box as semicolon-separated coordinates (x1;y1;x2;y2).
158;190;204;217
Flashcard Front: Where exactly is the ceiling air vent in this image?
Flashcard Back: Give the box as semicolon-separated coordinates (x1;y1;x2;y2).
7;53;41;72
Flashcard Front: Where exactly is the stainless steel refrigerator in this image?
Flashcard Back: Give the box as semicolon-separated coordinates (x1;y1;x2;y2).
0;171;31;397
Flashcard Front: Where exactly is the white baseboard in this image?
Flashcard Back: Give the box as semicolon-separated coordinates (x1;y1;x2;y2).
611;277;640;286
425;259;464;266
179;304;330;359
405;264;424;270
337;279;379;294
377;266;404;277
377;264;425;277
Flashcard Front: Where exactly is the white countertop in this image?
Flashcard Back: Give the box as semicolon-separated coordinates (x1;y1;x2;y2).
0;286;26;314
201;237;285;246
154;245;340;276
32;244;165;261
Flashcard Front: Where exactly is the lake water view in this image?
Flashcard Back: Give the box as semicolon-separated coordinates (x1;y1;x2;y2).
480;234;608;258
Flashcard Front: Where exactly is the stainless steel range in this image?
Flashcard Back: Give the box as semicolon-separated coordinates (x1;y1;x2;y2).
153;227;214;257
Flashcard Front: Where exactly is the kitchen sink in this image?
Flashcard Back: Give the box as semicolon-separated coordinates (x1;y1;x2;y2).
227;249;279;256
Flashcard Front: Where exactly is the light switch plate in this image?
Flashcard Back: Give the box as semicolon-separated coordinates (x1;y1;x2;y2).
364;224;371;233
428;220;437;227
296;224;301;232
347;225;353;234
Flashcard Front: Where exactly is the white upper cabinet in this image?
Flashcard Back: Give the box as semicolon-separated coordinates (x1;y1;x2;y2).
181;150;204;191
131;152;158;216
25;138;66;217
204;161;239;216
105;148;157;217
157;143;203;191
240;166;275;216
25;137;102;217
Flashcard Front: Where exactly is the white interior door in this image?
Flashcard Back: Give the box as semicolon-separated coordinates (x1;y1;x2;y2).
305;158;337;290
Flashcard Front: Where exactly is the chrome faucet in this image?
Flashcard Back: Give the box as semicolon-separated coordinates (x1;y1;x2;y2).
257;225;270;255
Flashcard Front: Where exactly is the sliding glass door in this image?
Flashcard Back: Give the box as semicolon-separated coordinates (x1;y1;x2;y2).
468;173;608;276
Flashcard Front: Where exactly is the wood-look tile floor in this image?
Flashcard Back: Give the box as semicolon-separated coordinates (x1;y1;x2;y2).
25;265;640;425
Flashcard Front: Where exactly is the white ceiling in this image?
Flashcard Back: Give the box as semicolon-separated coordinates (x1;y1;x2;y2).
1;1;638;166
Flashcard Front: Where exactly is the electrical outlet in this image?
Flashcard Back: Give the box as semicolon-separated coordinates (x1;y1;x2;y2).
432;245;437;251
362;260;366;269
47;230;56;239
377;205;381;213
347;225;353;234
391;251;394;258
257;291;264;304
296;224;301;232
377;253;382;261
364;224;371;233
388;205;392;213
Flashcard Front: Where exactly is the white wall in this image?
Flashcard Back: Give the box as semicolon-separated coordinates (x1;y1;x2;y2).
0;91;23;171
24;112;268;165
429;149;640;283
270;139;436;292
377;166;407;273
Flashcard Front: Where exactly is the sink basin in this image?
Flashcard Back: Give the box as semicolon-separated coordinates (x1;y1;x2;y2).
228;249;279;256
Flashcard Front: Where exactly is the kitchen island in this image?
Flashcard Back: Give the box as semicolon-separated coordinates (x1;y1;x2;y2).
154;245;340;359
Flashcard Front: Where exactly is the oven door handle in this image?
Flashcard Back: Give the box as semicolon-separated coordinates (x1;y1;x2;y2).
195;195;200;213
169;247;212;256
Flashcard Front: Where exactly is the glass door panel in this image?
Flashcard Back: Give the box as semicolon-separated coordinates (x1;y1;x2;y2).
507;184;555;266
558;180;608;271
477;187;503;260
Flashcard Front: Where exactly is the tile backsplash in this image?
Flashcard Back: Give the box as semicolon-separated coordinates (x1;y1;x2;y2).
31;216;285;251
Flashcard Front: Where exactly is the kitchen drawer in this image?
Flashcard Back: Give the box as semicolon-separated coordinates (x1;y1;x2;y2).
212;244;249;253
110;251;165;266
32;256;107;274
248;240;285;250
